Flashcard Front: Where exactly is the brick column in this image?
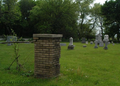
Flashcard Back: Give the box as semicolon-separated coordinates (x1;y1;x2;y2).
33;34;63;78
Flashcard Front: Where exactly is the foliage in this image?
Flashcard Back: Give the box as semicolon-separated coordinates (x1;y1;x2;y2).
7;29;22;71
101;0;120;41
91;3;104;38
30;0;79;39
0;0;21;35
18;0;35;37
76;0;96;40
0;0;102;40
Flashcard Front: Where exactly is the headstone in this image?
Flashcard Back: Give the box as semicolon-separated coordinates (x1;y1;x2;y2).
60;43;66;46
25;42;30;44
103;35;109;50
81;37;86;43
0;38;5;41
7;36;17;46
83;45;87;47
90;41;93;44
68;37;74;50
94;40;98;48
99;41;104;47
108;42;110;44
97;31;104;47
111;41;114;45
86;41;88;44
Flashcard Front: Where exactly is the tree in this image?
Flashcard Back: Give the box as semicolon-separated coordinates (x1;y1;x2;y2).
104;22;118;41
91;3;104;39
0;0;21;35
17;0;35;37
101;0;120;41
75;0;95;40
30;0;79;39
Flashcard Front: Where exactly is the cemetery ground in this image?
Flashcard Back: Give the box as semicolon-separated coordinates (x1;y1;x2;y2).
0;42;120;86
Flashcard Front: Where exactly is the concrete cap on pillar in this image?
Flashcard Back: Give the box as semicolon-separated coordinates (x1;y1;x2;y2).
33;34;63;38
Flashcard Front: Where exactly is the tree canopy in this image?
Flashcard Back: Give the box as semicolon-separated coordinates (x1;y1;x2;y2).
101;0;120;41
0;0;21;35
0;0;103;41
30;0;79;39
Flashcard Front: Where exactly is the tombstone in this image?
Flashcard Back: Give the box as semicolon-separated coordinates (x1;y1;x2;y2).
111;41;114;45
68;37;74;50
90;41;93;44
86;41;88;44
60;43;66;46
94;40;98;48
99;41;104;47
96;31;104;47
103;35;109;50
83;45;87;47
108;42;110;44
81;37;86;43
7;36;17;46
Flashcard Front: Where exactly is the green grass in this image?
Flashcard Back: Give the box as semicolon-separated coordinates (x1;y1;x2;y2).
0;42;120;86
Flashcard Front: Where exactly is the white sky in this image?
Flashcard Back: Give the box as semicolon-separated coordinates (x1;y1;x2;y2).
94;0;107;5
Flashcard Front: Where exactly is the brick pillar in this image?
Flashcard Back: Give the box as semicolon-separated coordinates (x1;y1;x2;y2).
33;34;63;78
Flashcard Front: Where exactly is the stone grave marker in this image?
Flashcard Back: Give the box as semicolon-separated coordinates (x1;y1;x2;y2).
108;42;110;44
86;41;88;44
94;40;98;48
111;41;114;45
81;37;86;43
90;41;93;44
7;36;17;46
103;35;109;50
60;43;66;46
96;31;104;47
68;37;74;50
83;45;87;47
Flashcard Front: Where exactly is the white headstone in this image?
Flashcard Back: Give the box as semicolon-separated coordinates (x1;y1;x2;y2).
86;41;88;44
103;35;109;50
69;37;73;45
68;37;74;50
95;31;104;47
103;35;109;42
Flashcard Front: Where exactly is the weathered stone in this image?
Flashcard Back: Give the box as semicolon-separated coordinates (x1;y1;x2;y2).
83;45;87;47
86;41;88;44
7;36;17;46
90;41;93;44
81;37;86;43
68;45;74;49
103;35;109;50
60;43;66;46
68;37;74;50
94;40;98;48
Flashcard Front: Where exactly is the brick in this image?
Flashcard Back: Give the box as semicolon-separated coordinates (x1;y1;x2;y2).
33;34;62;78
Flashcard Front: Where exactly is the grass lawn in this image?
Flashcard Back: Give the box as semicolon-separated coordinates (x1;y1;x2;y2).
0;42;120;86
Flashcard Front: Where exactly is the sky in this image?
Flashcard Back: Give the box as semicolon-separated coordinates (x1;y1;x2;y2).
94;0;107;5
